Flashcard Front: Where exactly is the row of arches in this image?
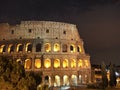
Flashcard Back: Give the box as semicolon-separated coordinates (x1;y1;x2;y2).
44;74;89;86
24;58;89;69
0;42;83;53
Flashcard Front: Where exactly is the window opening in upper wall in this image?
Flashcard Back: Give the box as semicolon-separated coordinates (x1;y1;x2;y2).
28;29;32;33
46;29;49;33
63;31;66;34
11;30;14;34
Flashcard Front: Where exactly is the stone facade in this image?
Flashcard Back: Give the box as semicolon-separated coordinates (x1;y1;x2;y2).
0;21;91;86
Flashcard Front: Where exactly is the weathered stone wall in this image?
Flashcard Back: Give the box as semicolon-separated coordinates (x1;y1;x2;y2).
0;21;91;86
0;21;81;41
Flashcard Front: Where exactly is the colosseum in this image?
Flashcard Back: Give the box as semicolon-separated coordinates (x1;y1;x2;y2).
0;21;91;86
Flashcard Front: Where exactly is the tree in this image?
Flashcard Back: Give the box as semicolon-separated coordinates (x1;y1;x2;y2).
0;56;37;90
0;80;15;90
101;62;108;89
109;64;117;87
16;73;36;90
29;72;42;86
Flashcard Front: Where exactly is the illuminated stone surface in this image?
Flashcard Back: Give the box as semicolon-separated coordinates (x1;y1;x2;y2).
0;21;91;86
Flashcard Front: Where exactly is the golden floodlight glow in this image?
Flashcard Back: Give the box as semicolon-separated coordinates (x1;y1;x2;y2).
71;59;76;68
25;43;31;52
35;59;41;68
54;59;60;68
71;75;77;79
70;44;75;53
45;43;51;52
55;75;60;86
16;59;21;62
44;58;51;68
8;44;12;53
78;59;83;67
16;44;23;52
24;59;31;69
78;45;82;52
63;75;69;85
0;45;5;53
63;59;68;68
85;60;89;67
54;43;60;52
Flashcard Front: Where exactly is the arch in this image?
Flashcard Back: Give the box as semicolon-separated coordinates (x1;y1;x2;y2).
10;45;14;52
71;59;76;68
17;44;23;52
44;76;51;86
78;59;83;68
54;43;60;52
16;59;22;64
36;43;42;52
54;59;60;68
44;58;51;68
8;44;14;53
0;45;6;53
35;59;41;68
63;59;68;68
45;76;49;81
79;75;82;84
85;74;88;83
46;29;49;33
54;75;60;86
24;59;32;69
71;75;77;85
77;45;82;52
63;75;69;86
70;44;75;53
84;60;89;68
62;44;67;52
26;43;32;52
44;43;51;52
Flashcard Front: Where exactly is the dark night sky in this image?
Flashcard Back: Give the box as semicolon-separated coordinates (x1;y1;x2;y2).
0;0;120;65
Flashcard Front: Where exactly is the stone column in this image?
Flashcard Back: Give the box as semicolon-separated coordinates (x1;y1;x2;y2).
60;75;63;86
51;75;55;87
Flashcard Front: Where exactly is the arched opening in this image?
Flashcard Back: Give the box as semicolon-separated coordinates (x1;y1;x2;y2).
44;43;51;52
17;44;23;52
54;75;60;86
44;58;51;68
62;44;67;52
78;59;83;68
71;75;77;85
63;75;69;86
35;59;41;69
79;75;82;84
16;59;23;64
85;75;88;83
45;76;49;82
8;44;14;53
26;43;32;52
44;76;51;86
36;43;42;52
10;45;14;53
77;45;82;52
70;44;75;53
71;59;76;68
24;59;32;69
0;45;6;53
54;59;60;68
54;43;60;52
84;60;89;68
63;59;68;68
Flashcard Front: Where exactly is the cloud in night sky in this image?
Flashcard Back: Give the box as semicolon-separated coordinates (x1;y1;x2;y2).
0;0;120;65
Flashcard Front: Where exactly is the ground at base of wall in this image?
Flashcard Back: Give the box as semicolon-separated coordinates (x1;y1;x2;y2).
49;86;120;90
